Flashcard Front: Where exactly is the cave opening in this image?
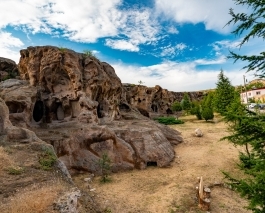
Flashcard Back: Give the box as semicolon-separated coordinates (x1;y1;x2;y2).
33;100;44;122
166;108;173;114
97;104;104;118
147;161;157;167
151;104;158;112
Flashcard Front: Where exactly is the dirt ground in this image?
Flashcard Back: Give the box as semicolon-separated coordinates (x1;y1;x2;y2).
73;116;251;213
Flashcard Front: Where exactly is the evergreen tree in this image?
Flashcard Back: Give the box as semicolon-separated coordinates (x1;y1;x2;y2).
227;0;265;78
181;93;191;111
201;107;214;121
213;70;235;115
201;92;214;121
223;1;265;212
190;101;202;120
171;101;182;119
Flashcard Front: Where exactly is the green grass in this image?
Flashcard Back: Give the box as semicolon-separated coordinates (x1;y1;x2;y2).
7;166;24;175
39;148;57;170
154;117;184;125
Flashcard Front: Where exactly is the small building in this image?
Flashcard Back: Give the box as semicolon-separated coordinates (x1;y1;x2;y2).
240;87;265;104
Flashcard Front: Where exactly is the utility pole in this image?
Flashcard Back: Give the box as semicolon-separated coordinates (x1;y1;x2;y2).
243;75;248;105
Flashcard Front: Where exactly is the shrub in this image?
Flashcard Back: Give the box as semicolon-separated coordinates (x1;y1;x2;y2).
98;153;111;183
39;148;57;170
7;166;24;175
154;117;184;125
201;107;214;121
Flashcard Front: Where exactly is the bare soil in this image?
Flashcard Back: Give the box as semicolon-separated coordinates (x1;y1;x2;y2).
73;116;251;213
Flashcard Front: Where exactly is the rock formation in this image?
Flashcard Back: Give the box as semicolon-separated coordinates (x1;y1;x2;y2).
0;46;183;174
123;84;204;117
0;57;18;81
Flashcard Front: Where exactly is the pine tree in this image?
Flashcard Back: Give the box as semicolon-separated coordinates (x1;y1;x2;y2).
201;92;214;121
181;93;191;111
223;1;265;212
213;70;235;115
171;101;182;119
227;0;265;78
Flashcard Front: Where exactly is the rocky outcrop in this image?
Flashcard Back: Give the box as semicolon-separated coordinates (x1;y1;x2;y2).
48;117;181;174
0;46;183;174
0;57;18;81
18;46;122;124
122;84;204;117
0;79;37;127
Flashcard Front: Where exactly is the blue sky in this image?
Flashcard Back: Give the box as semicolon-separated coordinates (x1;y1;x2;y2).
0;0;262;91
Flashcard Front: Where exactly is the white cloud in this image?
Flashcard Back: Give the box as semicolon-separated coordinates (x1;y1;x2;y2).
195;56;226;65
160;43;187;57
112;59;252;91
0;31;24;62
105;39;139;52
154;0;249;33
0;0;160;51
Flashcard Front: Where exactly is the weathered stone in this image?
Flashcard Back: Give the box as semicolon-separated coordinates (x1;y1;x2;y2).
0;46;184;174
54;188;81;213
195;128;203;137
0;57;18;80
122;84;204;116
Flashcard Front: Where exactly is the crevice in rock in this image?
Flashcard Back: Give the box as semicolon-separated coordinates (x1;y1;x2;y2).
146;161;157;167
33;100;44;122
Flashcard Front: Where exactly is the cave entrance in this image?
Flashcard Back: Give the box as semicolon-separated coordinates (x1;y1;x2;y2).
33;101;44;122
151;104;158;112
166;108;173;114
147;161;157;167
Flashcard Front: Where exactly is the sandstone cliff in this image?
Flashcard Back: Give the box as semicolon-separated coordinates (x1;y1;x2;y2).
0;46;183;174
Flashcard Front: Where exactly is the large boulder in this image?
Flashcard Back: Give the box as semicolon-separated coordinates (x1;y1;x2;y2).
0;57;18;81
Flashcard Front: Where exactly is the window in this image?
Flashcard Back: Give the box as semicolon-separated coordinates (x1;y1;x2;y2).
256;91;261;95
248;92;251;96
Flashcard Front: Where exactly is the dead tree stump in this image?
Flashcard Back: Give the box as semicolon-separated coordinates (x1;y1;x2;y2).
196;177;211;211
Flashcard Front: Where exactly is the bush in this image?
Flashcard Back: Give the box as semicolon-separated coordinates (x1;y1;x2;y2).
154;117;184;125
7;166;24;175
39;148;57;170
201;107;214;121
98;153;111;183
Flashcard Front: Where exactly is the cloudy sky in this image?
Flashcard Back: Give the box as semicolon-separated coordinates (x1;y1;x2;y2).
0;0;260;91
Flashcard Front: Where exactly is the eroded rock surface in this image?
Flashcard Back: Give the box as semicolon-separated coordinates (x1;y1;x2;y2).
0;46;183;173
122;84;204;117
0;57;18;81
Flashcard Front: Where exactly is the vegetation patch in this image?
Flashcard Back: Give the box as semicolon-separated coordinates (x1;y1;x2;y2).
39;147;57;170
7;166;24;175
154;116;184;125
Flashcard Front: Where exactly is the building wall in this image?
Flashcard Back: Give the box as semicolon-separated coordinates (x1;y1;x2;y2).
241;88;265;103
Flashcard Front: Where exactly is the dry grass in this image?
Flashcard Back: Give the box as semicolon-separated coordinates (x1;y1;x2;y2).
0;146;14;172
73;117;251;213
0;181;64;213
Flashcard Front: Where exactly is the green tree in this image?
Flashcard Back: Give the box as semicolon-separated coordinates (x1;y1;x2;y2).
201;92;214;121
213;70;235;115
223;1;265;212
181;93;191;111
201;107;214;121
171;101;182;119
190;101;202;120
98;153;111;183
227;0;265;78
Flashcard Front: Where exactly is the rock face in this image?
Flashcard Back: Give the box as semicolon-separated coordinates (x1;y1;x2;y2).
0;46;184;174
0;57;18;81
122;84;204;117
18;46;122;124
